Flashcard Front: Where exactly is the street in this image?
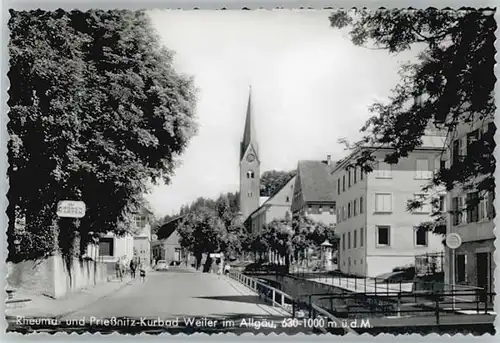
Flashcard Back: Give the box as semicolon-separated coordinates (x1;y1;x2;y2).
21;268;310;334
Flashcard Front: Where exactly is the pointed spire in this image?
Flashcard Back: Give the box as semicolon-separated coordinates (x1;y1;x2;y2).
241;86;259;160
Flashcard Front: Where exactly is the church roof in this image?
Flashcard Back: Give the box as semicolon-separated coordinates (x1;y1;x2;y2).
240;87;259;160
297;160;337;203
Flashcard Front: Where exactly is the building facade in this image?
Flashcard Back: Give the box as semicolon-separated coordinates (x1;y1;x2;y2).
239;88;261;222
152;216;188;265
248;176;296;233
444;119;495;297
333;134;446;277
291;157;337;225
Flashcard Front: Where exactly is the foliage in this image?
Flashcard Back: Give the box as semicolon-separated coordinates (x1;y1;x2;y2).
329;8;496;234
260;170;297;197
7;9;197;261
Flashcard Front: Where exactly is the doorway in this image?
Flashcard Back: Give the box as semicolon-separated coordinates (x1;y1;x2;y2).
476;252;491;302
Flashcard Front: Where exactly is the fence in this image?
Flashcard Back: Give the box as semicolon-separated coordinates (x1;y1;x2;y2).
306;288;496;325
227;270;358;335
415;252;444;275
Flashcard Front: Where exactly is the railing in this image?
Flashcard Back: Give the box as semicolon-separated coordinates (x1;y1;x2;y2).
306;289;496;326
228;270;358;335
284;270;484;299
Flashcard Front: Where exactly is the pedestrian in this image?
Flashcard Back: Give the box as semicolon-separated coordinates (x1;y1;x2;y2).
216;261;222;279
139;263;146;283
115;258;123;282
224;263;230;276
130;259;136;279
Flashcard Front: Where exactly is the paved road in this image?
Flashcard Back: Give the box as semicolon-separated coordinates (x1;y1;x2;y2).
53;268;313;334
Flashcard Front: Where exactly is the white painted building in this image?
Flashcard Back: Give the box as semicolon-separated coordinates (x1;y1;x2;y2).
333;133;446;277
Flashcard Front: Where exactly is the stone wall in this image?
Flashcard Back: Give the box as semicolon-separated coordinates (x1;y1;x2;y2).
7;254;108;299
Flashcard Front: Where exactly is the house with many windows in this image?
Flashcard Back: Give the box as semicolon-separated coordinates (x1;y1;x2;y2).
445;119;495;299
332;132;446;277
291;156;337;225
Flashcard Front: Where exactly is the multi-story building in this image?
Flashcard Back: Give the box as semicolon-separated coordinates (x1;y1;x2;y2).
445;119;495;298
291;157;337;225
247;175;296;233
333;133;446;277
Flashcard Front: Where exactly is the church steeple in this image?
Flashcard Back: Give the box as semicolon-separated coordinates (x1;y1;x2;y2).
240;86;259;161
239;86;260;224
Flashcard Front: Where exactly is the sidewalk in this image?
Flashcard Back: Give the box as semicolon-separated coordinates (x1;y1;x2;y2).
6;276;139;319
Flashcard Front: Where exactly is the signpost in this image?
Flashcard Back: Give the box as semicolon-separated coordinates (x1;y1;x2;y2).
446;233;462;311
57;200;86;218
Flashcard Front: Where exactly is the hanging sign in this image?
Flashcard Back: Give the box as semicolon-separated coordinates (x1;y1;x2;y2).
57;200;86;218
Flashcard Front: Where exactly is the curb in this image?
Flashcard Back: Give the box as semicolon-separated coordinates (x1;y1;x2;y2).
6;278;136;320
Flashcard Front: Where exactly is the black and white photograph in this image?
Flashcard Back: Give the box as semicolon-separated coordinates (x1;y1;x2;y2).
3;5;497;336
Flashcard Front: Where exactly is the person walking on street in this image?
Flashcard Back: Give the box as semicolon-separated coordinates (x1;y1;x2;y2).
130;259;137;279
139;262;146;283
224;263;230;276
115;258;123;282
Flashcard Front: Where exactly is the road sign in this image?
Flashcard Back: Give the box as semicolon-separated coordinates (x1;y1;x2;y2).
57;200;86;218
446;233;462;250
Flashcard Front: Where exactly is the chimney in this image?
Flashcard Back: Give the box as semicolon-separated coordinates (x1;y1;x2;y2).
327;154;331;166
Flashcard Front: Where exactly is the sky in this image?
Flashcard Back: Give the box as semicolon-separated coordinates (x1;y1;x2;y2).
145;10;419;218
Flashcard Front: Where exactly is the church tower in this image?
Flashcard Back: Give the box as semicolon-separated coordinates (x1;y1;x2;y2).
239;87;260;222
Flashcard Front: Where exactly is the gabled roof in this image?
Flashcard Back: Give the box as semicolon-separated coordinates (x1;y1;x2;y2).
248;176;296;219
297;160;336;203
240;87;259;160
157;215;185;240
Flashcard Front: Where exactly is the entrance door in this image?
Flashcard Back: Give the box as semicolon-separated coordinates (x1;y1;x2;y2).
476;252;491;302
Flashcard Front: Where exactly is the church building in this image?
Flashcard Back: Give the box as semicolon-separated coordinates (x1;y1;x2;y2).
239;88;295;233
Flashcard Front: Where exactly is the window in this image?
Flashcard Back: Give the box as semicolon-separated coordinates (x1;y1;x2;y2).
452;197;463;226
342;205;346;221
342;175;346;191
414;227;428;247
374;161;392;178
353;199;358;216
286;196;290;203
375;193;392;213
353;167;357;183
377;226;390;246
99;237;114;256
342;233;346;251
360;228;364;247
452;137;467;166
439;195;446;212
348;169;352;187
412;194;431;213
135;215;147;228
248;192;253;197
337;178;341;195
360;169;364;180
336;209;340;223
347;202;352;218
348;232;351;249
455;254;467;284
467;129;480;150
360;197;364;214
466;192;479;223
415;159;432;179
353;230;357;248
478;192;487;220
247;170;255;179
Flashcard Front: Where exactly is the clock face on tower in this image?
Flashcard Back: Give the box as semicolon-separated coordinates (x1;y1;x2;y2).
246;154;255;162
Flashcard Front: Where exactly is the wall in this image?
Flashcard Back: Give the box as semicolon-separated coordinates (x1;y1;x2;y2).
134;237;151;266
364;149;444;277
304;204;337;226
7;254;108;299
333;165;368;276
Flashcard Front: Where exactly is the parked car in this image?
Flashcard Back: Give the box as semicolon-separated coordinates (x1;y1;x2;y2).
155;260;169;271
170;261;181;266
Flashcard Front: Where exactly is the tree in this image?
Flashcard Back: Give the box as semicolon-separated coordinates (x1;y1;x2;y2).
7;9;197;261
177;207;227;271
329;8;496;234
260;170;297;197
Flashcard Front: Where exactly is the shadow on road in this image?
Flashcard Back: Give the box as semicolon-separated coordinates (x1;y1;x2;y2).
194;295;269;306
